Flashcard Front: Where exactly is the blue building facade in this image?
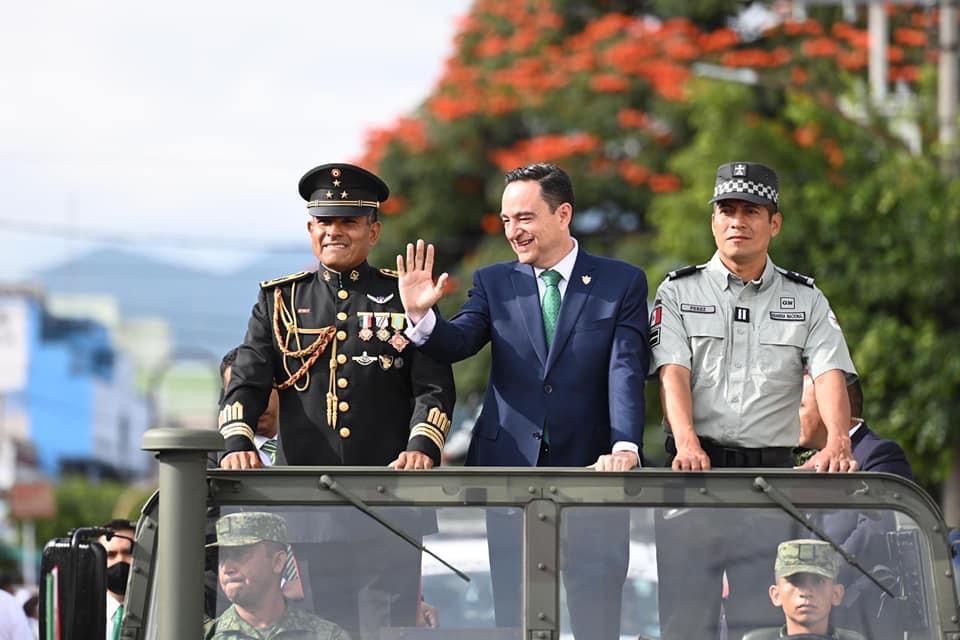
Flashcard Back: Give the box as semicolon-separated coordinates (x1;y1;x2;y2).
1;291;151;479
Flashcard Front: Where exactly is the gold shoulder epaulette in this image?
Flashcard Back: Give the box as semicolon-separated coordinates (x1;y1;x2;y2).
378;268;399;278
260;271;312;289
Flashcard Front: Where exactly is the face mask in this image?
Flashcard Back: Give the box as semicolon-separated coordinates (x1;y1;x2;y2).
106;561;130;596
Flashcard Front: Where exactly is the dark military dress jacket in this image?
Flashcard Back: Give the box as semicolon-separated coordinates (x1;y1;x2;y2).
219;261;455;466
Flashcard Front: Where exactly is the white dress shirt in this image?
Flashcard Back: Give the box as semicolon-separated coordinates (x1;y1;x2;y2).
254;434;278;467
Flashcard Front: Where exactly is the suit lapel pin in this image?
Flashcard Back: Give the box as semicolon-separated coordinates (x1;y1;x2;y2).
581;275;592;285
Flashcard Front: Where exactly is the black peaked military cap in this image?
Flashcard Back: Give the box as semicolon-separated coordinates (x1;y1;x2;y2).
298;163;390;219
709;161;780;210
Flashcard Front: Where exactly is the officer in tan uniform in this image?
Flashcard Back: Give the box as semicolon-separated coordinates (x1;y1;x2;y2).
650;161;859;640
218;163;454;639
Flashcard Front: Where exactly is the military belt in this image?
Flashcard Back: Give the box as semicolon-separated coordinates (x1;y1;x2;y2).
665;435;794;468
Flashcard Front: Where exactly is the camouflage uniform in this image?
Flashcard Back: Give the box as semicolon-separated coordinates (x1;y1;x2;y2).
206;513;352;640
205;604;350;640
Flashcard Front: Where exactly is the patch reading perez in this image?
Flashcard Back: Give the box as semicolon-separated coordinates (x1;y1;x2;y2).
680;303;716;314
769;311;806;321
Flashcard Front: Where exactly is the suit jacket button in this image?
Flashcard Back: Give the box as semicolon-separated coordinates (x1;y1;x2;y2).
336;330;348;341
337;290;349;300
338;401;350;412
543;384;552;394
339;427;351;439
337;354;348;365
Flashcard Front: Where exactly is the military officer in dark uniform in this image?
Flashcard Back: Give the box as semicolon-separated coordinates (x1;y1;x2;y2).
218;163;455;639
219;162;455;469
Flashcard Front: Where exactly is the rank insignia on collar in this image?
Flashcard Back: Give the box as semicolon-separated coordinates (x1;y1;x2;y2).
581;275;592;285
393;357;404;369
367;293;394;304
349;270;360;281
322;270;332;282
379;355;394;370
352;351;376;366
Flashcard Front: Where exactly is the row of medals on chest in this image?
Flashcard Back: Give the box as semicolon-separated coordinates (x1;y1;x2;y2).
354;311;409;352
321;269;410;352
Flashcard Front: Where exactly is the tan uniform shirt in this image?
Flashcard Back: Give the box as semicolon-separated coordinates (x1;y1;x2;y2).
649;252;856;448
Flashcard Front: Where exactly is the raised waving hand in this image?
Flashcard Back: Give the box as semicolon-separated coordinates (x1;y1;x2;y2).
397;239;448;323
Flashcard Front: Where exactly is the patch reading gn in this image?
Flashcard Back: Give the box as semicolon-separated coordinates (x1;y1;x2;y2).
680;303;716;314
769;311;806;321
779;297;796;309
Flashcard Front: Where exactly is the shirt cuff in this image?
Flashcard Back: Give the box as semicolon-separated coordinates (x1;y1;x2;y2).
612;441;642;467
404;309;437;346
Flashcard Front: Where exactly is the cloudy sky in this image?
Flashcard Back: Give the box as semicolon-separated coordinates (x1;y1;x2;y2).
0;0;471;280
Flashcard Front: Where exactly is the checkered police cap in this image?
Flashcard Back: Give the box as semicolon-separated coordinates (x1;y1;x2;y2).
709;161;779;210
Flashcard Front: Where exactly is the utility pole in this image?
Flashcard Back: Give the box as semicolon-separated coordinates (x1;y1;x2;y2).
940;0;959;176
868;1;889;105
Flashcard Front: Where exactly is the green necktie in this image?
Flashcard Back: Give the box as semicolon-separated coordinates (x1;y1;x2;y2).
260;439;278;464
540;269;562;349
111;604;124;640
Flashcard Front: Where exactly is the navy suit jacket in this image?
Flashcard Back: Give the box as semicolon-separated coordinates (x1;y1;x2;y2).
851;421;914;480
419;249;649;466
825;422;914;586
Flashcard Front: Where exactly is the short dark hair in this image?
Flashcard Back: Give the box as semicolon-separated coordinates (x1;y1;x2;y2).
504;162;575;211
101;518;135;532
220;348;239;381
847;378;864;418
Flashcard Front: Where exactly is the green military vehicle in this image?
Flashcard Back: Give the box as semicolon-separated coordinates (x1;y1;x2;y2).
41;428;960;640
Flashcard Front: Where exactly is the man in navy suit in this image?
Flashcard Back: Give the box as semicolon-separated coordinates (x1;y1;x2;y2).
397;162;650;639
800;372;914;640
799;373;913;479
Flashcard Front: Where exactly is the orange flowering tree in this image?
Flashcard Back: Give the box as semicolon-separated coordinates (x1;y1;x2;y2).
357;1;958;499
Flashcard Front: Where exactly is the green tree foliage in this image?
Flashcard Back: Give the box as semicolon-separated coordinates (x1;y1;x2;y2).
23;478;152;547
356;1;954;490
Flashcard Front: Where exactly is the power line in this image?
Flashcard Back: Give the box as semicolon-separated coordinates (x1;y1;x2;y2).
0;216;307;254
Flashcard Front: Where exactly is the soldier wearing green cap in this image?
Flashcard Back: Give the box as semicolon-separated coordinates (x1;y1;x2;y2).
740;539;865;640
205;513;350;640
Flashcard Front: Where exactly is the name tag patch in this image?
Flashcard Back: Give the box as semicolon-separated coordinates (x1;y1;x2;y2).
680;303;716;314
769;311;806;321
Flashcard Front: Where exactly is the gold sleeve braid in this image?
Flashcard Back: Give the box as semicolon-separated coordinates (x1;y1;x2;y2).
409;407;451;451
219;402;255;444
273;284;336;391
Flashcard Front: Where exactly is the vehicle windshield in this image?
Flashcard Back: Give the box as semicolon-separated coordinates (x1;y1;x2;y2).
186;469;949;640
